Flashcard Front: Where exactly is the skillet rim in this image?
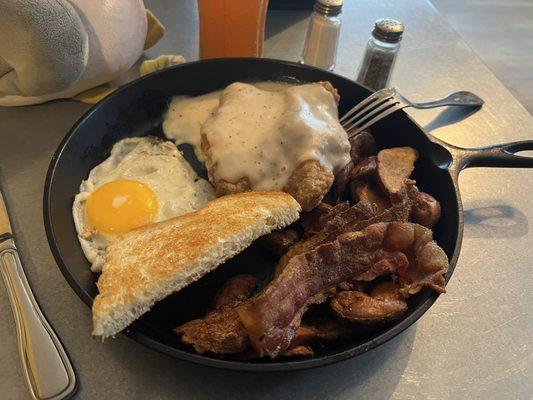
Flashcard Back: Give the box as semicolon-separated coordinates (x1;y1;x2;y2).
43;57;463;371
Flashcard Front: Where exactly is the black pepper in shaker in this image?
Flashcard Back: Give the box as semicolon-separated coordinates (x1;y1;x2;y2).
356;18;404;91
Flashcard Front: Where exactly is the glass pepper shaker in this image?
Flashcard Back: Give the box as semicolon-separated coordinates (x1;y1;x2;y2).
300;0;343;71
356;18;404;91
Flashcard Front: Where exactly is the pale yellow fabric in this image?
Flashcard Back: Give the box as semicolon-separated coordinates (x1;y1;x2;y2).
140;55;186;76
144;10;165;50
73;86;116;104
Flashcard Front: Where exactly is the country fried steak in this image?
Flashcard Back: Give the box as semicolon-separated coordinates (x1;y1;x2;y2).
201;81;351;211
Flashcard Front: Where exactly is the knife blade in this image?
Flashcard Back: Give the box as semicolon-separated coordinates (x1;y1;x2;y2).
0;187;77;400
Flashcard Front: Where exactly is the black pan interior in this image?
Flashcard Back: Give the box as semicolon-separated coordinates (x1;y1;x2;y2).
44;58;460;370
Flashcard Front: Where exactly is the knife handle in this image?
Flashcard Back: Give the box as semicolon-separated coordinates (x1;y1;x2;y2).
0;239;77;400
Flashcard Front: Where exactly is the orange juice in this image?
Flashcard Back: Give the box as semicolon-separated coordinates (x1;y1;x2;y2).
198;0;269;59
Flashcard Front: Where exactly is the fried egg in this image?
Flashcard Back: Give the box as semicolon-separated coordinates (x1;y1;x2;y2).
73;137;215;272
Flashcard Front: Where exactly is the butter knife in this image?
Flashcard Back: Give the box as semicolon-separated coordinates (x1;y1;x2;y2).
0;189;76;400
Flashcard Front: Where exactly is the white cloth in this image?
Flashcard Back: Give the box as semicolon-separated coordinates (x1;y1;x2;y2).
0;0;148;106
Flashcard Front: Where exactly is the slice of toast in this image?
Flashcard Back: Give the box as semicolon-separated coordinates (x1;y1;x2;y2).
92;191;300;338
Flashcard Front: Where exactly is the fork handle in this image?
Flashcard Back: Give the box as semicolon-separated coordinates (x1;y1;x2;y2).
0;238;76;400
409;91;484;109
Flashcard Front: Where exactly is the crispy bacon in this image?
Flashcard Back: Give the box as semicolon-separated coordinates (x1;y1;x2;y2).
176;222;448;358
299;202;350;238
276;180;418;276
323;200;377;232
238;222;447;358
354;252;408;281
392;224;448;295
237;223;407;358
275;200;376;275
373;222;448;295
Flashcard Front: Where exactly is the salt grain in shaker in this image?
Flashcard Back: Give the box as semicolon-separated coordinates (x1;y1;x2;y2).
300;0;343;71
356;19;404;91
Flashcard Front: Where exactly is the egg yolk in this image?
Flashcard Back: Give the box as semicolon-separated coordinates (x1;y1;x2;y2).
86;179;158;234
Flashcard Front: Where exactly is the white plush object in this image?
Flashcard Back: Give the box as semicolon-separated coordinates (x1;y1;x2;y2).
0;0;148;106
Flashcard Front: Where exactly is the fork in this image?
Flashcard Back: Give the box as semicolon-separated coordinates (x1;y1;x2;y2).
340;88;484;137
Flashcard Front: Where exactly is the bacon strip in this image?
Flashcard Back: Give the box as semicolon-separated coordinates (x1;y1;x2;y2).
275;180;418;276
299;201;350;238
275;200;376;275
237;223;404;358
395;224;448;295
176;222;448;358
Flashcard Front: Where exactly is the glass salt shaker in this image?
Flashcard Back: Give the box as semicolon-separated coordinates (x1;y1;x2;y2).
300;0;343;71
356;19;404;91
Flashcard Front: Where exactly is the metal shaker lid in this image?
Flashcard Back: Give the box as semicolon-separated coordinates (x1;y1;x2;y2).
314;0;343;16
372;18;404;43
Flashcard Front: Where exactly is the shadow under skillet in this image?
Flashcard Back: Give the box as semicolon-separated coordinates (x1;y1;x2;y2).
463;203;529;239
117;323;417;400
423;106;482;132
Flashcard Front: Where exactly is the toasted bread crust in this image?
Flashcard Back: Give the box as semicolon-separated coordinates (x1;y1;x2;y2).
92;191;300;338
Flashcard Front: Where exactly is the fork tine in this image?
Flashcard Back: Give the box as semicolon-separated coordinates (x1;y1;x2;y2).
347;103;403;137
339;93;382;124
339;88;396;124
343;98;400;133
341;96;393;130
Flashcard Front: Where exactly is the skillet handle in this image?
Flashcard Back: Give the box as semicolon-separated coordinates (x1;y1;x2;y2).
456;140;533;170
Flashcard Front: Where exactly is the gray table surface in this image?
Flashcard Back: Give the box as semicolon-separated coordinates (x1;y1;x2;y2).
0;0;532;399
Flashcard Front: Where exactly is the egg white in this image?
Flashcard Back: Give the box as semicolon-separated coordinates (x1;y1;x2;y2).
72;136;215;272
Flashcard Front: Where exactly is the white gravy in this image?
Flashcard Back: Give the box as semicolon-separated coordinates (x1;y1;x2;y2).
163;82;291;161
163;81;351;191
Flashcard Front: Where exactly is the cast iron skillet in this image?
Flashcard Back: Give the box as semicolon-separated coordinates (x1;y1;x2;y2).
44;58;533;371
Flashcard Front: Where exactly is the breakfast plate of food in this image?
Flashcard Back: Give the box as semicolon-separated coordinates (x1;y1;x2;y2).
44;58;533;370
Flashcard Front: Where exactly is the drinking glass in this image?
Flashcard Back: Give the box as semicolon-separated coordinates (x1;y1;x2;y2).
198;0;269;59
